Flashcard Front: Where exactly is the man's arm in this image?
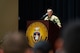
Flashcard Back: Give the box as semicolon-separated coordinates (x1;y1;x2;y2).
53;16;62;27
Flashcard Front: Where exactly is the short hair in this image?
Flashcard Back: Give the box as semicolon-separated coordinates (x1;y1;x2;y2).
0;32;29;53
47;9;53;12
62;21;80;53
34;41;52;53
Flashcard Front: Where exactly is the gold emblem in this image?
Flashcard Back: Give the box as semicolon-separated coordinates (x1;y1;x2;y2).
26;22;48;47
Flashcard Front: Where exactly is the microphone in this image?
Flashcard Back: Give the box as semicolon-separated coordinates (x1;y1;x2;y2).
41;13;48;19
43;13;48;17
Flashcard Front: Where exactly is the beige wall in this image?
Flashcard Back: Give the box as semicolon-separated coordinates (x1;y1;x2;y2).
0;0;18;40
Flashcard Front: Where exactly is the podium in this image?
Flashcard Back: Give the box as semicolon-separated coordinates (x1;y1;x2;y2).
26;20;60;48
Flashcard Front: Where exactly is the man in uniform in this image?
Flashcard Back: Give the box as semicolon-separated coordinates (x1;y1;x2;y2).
44;9;61;28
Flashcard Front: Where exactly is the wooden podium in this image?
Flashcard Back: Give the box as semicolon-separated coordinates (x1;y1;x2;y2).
26;20;60;48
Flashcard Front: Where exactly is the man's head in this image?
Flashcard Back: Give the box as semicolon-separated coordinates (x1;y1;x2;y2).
0;32;29;53
24;48;33;53
34;41;53;53
62;21;80;53
47;9;53;17
54;38;63;50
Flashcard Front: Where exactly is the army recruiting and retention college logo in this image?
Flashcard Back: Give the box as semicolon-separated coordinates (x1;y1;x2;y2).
26;22;48;47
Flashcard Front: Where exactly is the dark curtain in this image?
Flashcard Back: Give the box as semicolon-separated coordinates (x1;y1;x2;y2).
19;0;80;31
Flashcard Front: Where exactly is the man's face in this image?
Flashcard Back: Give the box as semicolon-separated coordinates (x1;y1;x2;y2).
47;11;53;17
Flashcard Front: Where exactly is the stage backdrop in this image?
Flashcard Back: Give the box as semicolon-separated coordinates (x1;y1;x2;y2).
19;0;80;31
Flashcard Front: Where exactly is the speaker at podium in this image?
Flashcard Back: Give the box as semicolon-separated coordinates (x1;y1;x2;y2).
26;20;60;48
